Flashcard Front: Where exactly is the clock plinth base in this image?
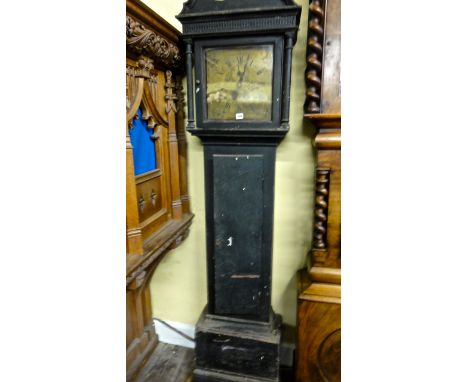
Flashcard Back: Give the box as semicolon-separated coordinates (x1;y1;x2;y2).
193;307;282;382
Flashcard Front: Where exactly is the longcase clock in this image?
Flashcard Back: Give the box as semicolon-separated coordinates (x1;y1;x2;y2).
177;1;301;381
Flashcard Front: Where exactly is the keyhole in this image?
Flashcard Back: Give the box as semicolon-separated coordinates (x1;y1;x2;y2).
227;237;233;247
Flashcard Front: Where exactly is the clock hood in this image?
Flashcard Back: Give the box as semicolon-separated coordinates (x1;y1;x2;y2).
178;0;299;14
177;0;301;39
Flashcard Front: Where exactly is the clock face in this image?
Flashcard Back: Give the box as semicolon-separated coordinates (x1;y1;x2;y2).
205;45;274;122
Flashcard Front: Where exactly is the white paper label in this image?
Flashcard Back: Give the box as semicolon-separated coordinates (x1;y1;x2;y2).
235;112;244;120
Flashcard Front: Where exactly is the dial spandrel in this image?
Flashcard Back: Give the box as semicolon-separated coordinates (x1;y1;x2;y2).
205;45;274;122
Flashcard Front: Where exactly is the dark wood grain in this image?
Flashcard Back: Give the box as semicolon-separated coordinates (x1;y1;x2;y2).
296;270;341;382
320;0;341;114
297;0;341;380
135;343;195;382
297;299;340;381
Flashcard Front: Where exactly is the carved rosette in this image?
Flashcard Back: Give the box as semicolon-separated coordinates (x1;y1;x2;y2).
126;15;182;68
305;0;326;113
313;168;330;250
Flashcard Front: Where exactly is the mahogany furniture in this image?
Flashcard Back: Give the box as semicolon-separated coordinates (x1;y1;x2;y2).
296;0;341;381
126;1;194;380
177;1;301;381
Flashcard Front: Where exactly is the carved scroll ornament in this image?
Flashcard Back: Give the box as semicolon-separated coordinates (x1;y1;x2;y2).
126;15;182;68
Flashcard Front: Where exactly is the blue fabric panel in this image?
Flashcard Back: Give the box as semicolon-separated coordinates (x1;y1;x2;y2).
129;108;157;175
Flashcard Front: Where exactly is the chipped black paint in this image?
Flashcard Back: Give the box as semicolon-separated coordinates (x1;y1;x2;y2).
178;0;300;380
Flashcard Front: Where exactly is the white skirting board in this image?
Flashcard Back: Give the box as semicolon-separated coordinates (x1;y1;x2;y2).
153;319;196;349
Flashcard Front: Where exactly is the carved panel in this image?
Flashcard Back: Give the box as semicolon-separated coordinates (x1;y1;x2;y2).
136;171;163;223
126;2;194;381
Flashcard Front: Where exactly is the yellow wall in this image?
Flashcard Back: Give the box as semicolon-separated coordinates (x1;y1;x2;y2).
143;0;314;326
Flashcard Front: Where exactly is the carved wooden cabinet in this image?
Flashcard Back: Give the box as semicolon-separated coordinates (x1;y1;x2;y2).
296;0;341;381
126;1;194;380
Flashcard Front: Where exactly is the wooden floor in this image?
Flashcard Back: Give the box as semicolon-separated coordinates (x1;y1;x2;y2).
135;341;295;382
135;342;195;382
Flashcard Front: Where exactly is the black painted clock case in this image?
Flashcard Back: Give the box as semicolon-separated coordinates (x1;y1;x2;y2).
203;142;277;322
194;37;286;323
177;1;301;381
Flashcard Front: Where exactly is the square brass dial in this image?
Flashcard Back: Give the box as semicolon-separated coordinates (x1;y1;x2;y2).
205;45;274;121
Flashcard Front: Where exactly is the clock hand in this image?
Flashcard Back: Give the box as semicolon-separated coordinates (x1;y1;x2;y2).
236;55;251;84
243;55;250;74
237;58;244;83
240;55;254;84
